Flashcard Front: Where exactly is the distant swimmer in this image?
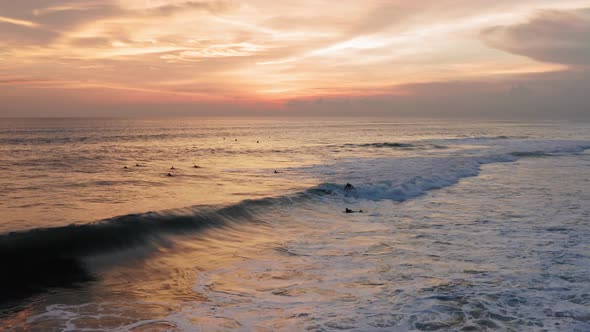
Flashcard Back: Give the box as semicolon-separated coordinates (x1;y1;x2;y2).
274;170;281;174
136;163;140;167
344;183;356;191
257;141;259;143
345;208;364;213
235;139;238;141
170;166;175;170
167;173;173;177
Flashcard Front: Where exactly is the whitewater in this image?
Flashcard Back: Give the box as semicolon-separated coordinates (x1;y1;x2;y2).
0;118;589;331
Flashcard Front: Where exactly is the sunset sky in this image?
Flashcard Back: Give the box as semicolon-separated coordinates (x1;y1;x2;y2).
1;0;589;117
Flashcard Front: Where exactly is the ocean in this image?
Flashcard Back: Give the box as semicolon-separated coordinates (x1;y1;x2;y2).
0;118;589;331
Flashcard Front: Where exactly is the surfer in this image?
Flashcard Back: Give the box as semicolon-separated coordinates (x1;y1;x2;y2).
170;166;175;170
344;183;355;191
167;173;173;177
123;166;128;169
193;165;200;168
345;208;364;213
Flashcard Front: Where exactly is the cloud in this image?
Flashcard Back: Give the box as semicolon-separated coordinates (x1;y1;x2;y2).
3;68;589;119
0;1;236;46
0;1;123;45
146;1;237;16
160;43;266;61
0;22;58;44
1;1;122;28
279;69;590;119
0;16;40;27
481;8;590;66
0;77;59;85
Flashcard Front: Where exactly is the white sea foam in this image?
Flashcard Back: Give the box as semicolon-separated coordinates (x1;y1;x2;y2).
302;139;590;202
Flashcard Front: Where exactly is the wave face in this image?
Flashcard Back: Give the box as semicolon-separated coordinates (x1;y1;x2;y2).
0;197;290;300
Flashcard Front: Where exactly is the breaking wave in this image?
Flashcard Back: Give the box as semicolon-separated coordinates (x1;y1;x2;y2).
0;197;293;301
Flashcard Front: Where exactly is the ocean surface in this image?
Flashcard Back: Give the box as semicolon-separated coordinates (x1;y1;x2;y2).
0;118;589;331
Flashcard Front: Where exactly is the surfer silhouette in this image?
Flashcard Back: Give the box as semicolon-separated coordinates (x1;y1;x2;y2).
344;183;355;191
345;208;364;213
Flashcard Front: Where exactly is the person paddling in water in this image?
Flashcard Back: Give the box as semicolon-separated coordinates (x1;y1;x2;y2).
345;208;364;213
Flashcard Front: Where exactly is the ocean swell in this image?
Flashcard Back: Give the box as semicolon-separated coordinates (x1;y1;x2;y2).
1;139;588;303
